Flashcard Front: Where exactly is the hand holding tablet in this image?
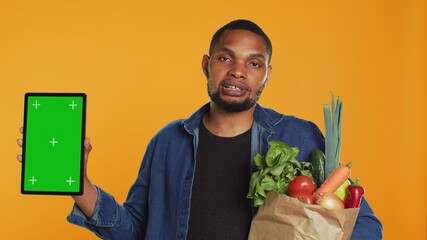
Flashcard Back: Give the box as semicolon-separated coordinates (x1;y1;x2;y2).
21;93;87;195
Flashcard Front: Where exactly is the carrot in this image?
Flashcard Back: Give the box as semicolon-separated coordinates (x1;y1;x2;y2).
314;162;352;197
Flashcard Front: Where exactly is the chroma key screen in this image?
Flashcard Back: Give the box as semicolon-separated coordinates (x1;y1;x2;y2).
21;93;86;195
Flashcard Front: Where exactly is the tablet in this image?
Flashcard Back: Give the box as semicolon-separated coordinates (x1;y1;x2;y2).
21;93;86;195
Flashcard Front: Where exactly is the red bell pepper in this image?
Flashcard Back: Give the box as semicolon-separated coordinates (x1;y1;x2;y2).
344;178;365;208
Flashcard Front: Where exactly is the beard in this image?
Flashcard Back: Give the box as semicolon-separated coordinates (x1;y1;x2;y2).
208;83;265;112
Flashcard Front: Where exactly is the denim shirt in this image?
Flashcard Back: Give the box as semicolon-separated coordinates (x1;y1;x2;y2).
67;103;383;240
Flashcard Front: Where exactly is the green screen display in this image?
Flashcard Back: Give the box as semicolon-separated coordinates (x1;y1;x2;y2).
21;93;86;195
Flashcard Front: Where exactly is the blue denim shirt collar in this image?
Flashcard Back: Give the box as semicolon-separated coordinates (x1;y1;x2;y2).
181;102;284;136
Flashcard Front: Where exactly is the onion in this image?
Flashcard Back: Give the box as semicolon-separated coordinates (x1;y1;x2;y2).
315;192;344;210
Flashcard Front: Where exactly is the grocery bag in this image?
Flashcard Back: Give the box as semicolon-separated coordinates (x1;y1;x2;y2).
248;191;360;240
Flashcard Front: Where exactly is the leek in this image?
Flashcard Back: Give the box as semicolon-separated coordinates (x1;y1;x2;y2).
323;92;343;178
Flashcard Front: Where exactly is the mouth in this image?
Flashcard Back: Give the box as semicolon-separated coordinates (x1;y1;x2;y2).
221;80;249;97
224;85;243;91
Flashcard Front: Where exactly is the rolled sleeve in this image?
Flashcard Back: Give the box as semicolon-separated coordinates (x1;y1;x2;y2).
67;186;118;226
67;186;127;239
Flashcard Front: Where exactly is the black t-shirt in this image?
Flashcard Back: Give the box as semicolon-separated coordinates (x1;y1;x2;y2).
187;122;253;240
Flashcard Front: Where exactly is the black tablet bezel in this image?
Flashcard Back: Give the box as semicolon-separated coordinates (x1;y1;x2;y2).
21;92;86;195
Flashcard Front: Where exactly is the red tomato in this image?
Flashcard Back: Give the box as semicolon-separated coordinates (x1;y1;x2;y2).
287;175;315;195
289;191;314;204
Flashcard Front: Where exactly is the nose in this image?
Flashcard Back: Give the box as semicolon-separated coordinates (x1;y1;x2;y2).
227;62;246;79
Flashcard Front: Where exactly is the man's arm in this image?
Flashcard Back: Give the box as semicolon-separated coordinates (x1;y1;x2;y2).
351;197;383;239
71;181;97;217
66;136;152;239
17;129;143;239
67;136;157;239
17;130;98;218
71;138;98;218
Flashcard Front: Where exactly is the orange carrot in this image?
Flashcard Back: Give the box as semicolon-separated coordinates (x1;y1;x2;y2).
314;162;352;197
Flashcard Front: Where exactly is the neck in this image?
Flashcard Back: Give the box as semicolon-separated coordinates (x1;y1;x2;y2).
203;102;255;137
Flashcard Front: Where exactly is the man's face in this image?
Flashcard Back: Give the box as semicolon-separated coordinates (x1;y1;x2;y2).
202;29;272;112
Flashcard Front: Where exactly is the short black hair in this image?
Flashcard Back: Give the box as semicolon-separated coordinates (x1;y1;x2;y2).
209;19;272;63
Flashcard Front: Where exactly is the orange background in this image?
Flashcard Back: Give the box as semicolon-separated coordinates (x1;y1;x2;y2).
1;0;425;239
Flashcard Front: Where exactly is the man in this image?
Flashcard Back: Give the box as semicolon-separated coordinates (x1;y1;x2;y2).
18;19;383;239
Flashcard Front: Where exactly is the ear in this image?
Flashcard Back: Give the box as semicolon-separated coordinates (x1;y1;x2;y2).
201;54;210;78
265;65;272;84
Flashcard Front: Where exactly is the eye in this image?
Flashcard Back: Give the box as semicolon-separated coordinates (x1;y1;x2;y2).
219;56;231;62
249;61;262;68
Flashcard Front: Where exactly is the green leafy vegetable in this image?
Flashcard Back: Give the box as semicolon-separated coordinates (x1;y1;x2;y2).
246;140;314;207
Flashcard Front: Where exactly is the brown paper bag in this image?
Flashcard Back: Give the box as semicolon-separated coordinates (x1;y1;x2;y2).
248;191;360;240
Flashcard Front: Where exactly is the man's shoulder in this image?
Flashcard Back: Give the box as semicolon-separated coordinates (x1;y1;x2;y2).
157;119;185;134
255;104;318;130
147;119;191;148
257;106;325;161
151;104;208;140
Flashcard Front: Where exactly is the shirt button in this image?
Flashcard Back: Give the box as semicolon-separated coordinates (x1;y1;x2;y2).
181;203;187;209
185;175;191;181
178;232;184;238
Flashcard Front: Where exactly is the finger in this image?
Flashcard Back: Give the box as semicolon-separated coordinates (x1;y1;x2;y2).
84;137;92;151
84;137;92;157
17;139;23;147
17;155;22;163
83;138;92;165
20;127;23;134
